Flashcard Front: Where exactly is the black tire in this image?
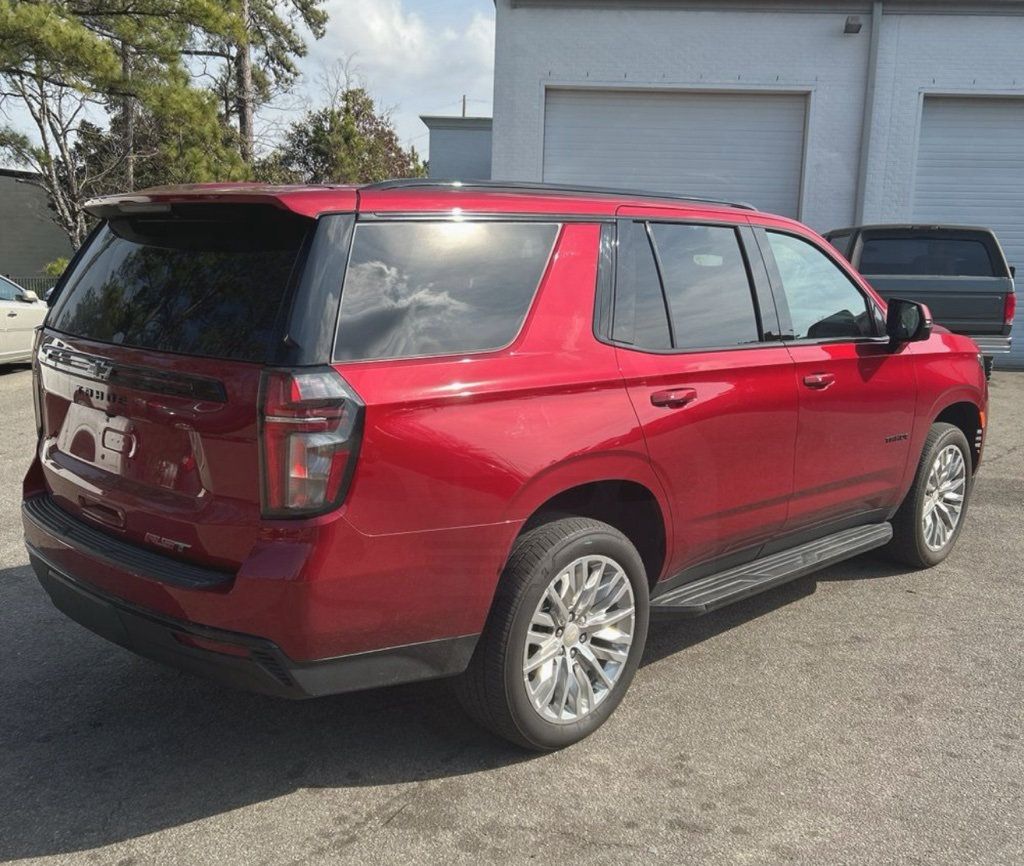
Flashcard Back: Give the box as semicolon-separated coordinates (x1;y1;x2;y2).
886;422;973;568
455;517;650;751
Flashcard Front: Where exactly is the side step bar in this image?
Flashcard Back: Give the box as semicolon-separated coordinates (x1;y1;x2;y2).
651;523;893;617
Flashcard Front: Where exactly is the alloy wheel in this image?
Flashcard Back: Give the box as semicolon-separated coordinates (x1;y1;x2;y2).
522;555;636;724
921;444;967;551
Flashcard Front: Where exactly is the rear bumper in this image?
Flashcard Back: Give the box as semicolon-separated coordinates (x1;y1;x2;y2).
971;335;1012;355
28;546;477;699
22;483;510;662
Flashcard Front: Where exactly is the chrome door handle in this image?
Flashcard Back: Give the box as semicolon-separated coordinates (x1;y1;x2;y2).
650;387;698;408
803;372;836;389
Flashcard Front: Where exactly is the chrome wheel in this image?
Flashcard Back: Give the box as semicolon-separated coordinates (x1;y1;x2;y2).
922;444;967;551
522;555;636;724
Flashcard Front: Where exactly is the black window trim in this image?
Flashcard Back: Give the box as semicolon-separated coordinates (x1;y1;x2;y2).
277;212;355;367
643;221;680;348
737;224;783;342
754;225;887;345
593;222;616;342
596;216;784;357
330;217;563;365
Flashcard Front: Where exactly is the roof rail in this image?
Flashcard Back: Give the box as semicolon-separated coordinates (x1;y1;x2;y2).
362;179;758;211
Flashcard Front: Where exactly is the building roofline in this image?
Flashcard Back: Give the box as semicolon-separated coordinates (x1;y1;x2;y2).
419;115;493;131
509;0;1024;13
0;167;41;181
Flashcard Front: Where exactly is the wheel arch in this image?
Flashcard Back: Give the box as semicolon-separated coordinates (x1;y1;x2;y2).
497;451;671;592
932;397;984;472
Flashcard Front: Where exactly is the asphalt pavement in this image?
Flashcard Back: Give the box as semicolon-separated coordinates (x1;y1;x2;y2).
1;363;1022;865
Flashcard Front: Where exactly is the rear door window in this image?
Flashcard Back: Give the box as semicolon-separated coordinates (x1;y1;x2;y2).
612;221;672;349
49;206;310;362
334;221;558;362
649;223;760;349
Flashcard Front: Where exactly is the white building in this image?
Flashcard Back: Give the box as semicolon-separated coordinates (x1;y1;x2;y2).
490;0;1024;364
420;115;493;180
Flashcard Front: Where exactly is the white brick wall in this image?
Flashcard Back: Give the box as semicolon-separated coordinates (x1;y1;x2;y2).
492;1;1024;232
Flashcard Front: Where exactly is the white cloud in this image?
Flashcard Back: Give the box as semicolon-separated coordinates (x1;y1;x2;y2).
299;0;495;153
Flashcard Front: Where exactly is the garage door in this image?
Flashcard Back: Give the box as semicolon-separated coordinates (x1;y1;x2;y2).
913;96;1024;368
542;89;807;217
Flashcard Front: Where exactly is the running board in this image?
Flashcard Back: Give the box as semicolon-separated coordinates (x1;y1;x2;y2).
651;523;893;617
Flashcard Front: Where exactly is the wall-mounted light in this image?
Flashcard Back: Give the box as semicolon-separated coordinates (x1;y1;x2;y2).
844;15;863;34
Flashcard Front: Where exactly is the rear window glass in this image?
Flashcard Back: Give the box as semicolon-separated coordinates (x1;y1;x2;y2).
649;223;759;349
859;236;995;277
334;221;558;362
50;206;309;362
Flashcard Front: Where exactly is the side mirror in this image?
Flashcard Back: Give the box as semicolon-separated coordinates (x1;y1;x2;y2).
886;298;932;344
20;290;40;303
1010;265;1016;278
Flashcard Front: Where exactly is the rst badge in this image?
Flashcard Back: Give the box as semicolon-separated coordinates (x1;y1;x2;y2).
144;532;192;554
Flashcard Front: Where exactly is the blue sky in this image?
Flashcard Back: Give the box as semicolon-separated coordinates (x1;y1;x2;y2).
279;0;497;158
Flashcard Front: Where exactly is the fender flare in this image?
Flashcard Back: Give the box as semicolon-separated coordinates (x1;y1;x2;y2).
500;449;672;532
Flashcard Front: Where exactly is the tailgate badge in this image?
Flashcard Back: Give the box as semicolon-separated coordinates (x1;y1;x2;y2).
145;532;192;554
75;385;127;407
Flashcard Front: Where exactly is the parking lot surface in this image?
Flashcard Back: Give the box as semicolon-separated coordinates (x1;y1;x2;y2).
1;364;1022;866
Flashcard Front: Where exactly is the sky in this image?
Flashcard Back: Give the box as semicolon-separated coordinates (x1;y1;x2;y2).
0;0;496;169
296;0;497;156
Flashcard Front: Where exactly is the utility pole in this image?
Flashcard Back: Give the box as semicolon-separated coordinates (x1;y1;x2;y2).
462;94;467;117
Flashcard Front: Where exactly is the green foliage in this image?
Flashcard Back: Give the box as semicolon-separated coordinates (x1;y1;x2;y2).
44;257;70;277
198;0;327;161
0;0;423;252
136;69;248;183
0;0;255;244
245;0;327;90
0;0;121;87
268;88;426;184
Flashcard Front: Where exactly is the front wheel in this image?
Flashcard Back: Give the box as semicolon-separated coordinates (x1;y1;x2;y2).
887;422;973;568
456;517;650;751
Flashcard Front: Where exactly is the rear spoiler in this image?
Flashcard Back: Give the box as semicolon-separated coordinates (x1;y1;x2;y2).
84;184;359;220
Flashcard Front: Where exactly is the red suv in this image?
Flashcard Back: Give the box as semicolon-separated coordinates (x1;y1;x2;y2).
23;181;987;750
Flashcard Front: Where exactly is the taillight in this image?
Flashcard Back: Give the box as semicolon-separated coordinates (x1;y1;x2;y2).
259;367;363;518
1005;292;1017;327
31;328;44;439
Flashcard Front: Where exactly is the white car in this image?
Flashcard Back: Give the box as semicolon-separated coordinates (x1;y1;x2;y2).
0;276;47;364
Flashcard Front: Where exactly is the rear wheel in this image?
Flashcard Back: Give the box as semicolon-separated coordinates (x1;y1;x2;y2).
456;517;649;751
887;422;973;568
